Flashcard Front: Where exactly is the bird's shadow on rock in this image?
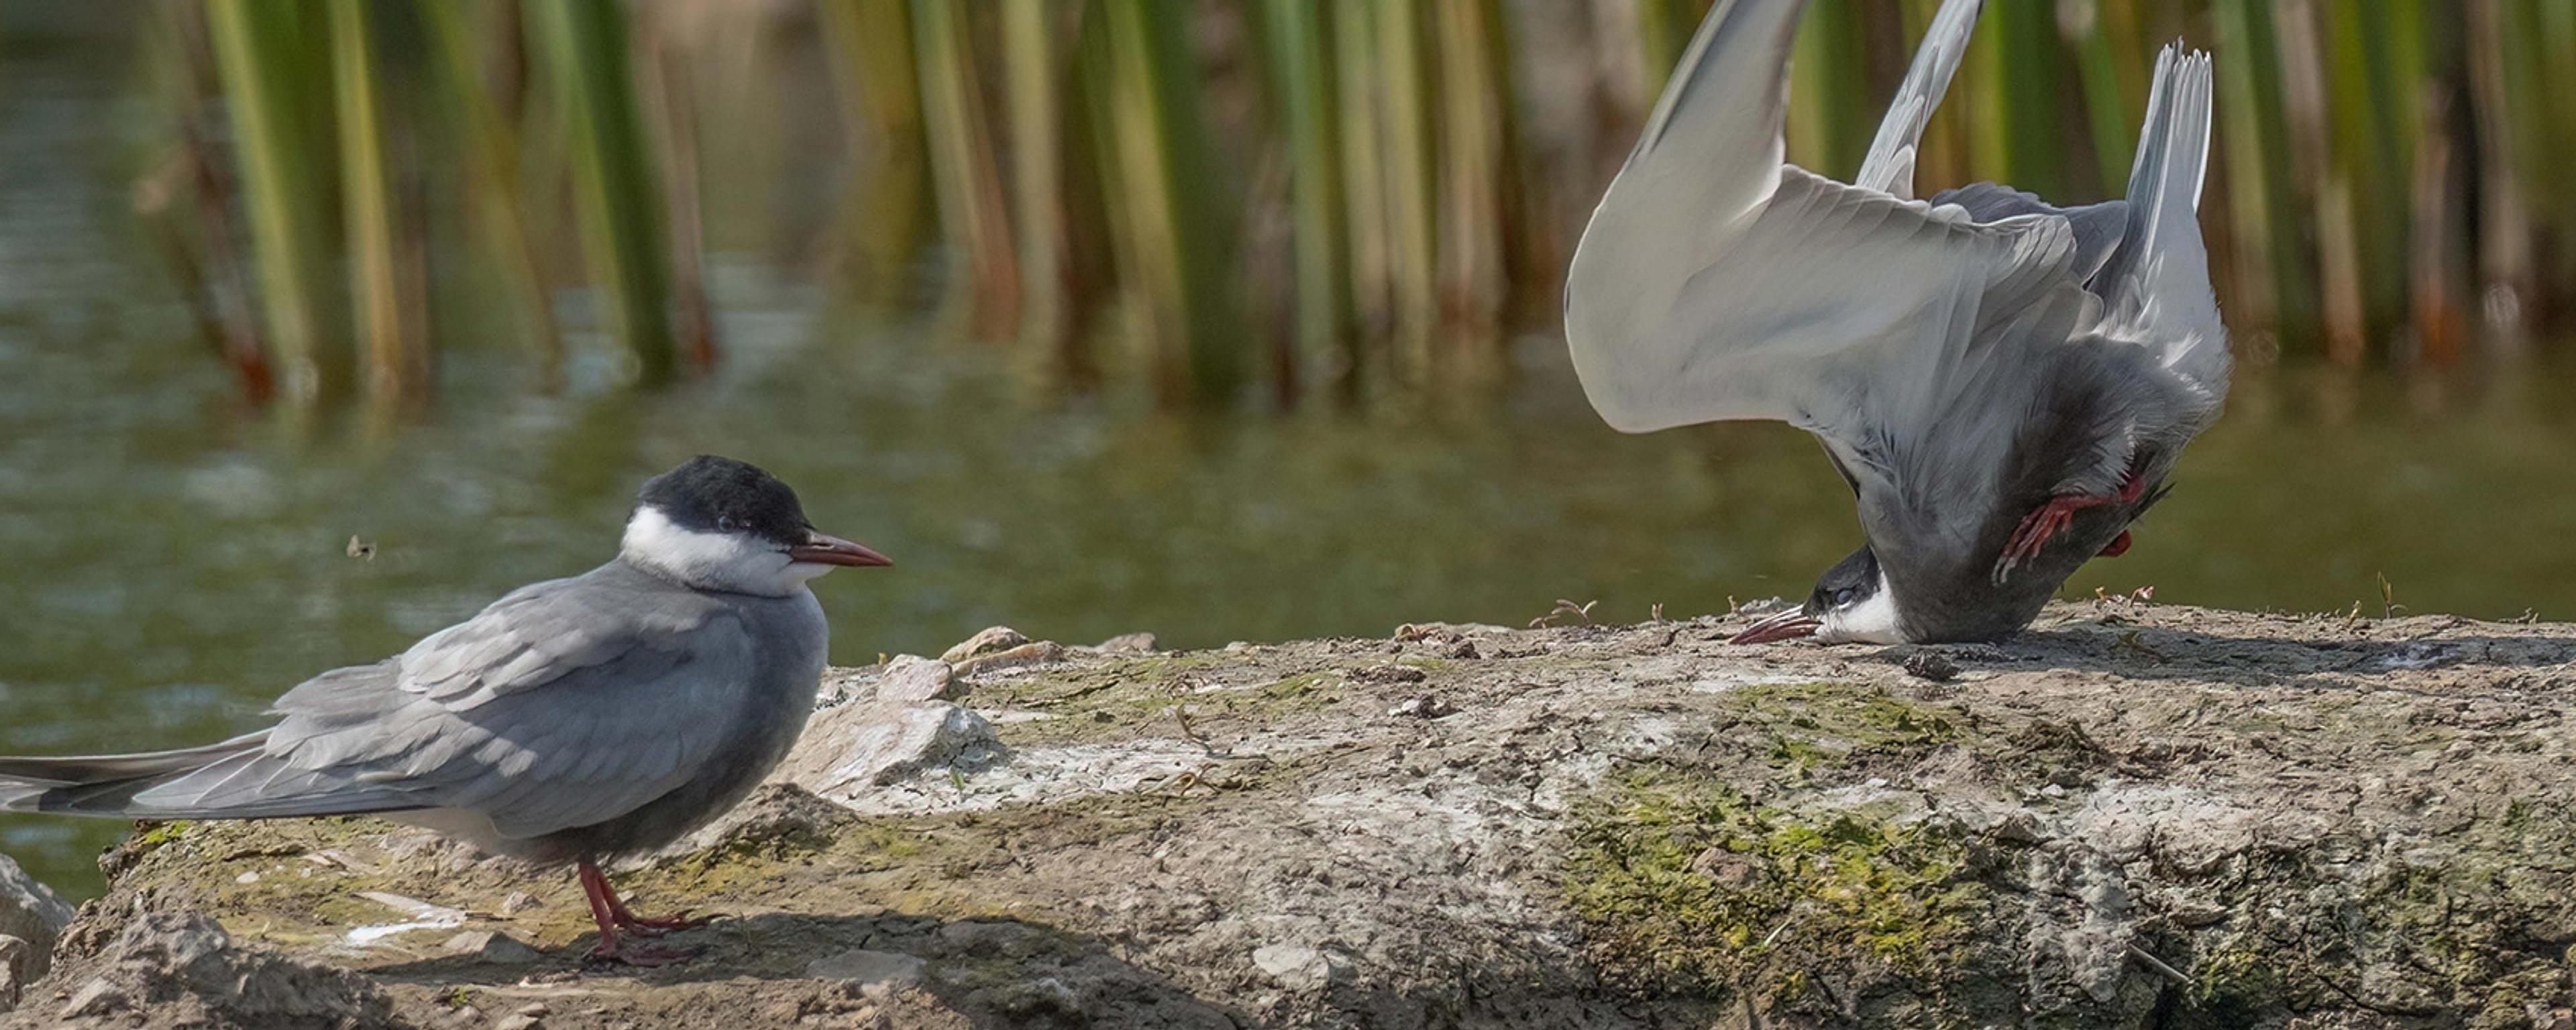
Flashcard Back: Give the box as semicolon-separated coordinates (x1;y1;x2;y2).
1896;615;2576;691
360;909;1248;1029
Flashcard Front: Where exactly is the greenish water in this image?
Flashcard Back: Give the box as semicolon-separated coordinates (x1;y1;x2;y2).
7;9;2576;899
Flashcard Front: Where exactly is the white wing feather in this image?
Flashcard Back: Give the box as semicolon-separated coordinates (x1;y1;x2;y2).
1565;0;2074;446
1854;0;1983;198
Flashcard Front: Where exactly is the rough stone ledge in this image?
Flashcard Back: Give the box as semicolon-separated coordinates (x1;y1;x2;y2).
7;604;2576;1029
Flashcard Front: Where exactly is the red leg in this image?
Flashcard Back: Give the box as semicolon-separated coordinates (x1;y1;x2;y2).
604;889;714;935
587;862;716;935
1997;473;2149;578
2098;530;2133;557
578;858;698;966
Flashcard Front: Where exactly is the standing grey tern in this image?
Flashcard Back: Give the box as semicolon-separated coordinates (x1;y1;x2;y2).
0;455;890;965
1564;0;2228;644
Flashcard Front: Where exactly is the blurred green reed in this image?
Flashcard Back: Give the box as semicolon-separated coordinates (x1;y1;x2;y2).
418;0;562;386
205;0;340;403
156;0;2576;412
329;0;426;408
1260;0;1354;396
1091;0;1240;404
910;0;1020;341
529;0;678;385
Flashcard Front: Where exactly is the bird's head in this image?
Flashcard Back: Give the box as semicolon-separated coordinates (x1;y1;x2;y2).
1729;545;1904;645
621;455;890;596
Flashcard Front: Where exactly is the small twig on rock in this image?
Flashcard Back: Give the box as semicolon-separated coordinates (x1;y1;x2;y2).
2115;630;2168;663
1529;598;1598;628
2125;941;2191;985
1150;770;1204;795
2094;585;2157;615
1756;904;1804;949
1168;693;1231;758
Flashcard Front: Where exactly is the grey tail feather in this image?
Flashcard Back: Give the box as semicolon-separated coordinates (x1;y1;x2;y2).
0;732;423;821
2099;43;2214;307
0;731;272;786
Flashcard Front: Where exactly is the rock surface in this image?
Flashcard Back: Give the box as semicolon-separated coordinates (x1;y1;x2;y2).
10;604;2576;1029
21;908;395;1029
0;853;74;1009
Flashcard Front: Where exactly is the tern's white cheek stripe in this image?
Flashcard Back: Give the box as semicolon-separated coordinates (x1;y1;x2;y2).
1819;571;1904;644
621;506;812;596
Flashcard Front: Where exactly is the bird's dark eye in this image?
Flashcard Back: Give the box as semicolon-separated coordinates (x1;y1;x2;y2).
1832;587;1857;607
716;515;741;532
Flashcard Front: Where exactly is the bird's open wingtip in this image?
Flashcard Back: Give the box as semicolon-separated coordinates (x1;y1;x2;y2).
2157;38;2214;68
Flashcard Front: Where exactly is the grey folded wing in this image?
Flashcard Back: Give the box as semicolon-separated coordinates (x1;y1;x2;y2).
121;573;756;840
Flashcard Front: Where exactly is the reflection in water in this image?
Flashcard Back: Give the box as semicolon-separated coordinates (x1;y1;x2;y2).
6;14;2576;899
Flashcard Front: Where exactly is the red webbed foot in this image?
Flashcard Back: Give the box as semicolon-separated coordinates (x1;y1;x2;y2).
1995;472;2150;581
575;856;716;961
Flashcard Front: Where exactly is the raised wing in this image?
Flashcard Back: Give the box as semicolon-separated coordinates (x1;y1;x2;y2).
1565;0;2079;452
1854;0;1982;198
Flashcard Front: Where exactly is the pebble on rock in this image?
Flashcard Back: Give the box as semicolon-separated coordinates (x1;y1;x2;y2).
940;626;1029;665
804;948;927;992
443;929;541;965
1095;632;1158;654
875;654;958;704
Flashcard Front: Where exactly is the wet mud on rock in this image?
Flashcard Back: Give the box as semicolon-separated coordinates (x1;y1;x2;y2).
9;603;2576;1029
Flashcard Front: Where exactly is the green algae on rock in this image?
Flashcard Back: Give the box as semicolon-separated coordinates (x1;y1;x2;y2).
1562;768;1984;1007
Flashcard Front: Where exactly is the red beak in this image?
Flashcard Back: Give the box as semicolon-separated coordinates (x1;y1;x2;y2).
1728;609;1821;645
788;531;892;568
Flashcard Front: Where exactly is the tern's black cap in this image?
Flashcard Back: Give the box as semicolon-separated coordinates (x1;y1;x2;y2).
635;456;813;545
1804;545;1882;616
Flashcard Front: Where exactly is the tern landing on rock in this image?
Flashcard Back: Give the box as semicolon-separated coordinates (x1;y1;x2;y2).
1564;0;2229;644
0;456;890;965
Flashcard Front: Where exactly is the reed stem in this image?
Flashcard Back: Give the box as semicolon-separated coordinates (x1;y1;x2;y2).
1434;0;1510;358
419;0;561;386
529;0;679;384
910;0;1022;340
331;0;426;406
207;0;340;402
1263;0;1354;394
1374;0;1436;382
1095;0;1241;404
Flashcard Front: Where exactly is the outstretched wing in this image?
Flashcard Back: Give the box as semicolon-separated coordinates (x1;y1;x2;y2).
1566;0;2080;471
1854;0;1982;198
